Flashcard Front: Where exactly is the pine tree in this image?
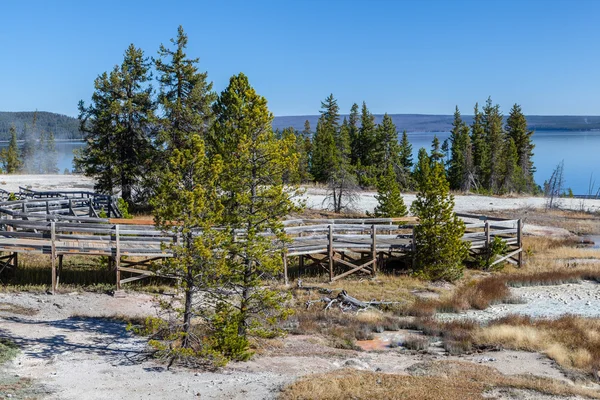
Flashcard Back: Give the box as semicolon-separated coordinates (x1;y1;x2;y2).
448;107;474;191
411;150;469;281
358;102;377;166
470;102;487;190
310;94;339;182
157;26;215;151
372;165;407;217
151;134;226;356
506;104;535;192
212;73;300;340
299;120;313;182
328;118;358;212
430;135;444;164
375;113;400;171
356;102;378;186
76;44;156;204
0;125;21;173
398;130;413;189
399;131;413;170
499;137;521;193
482;97;504;193
348;103;360;165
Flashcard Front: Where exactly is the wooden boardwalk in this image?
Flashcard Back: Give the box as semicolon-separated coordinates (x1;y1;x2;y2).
0;194;522;293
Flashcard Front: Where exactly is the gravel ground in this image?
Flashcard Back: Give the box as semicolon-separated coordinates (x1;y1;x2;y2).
0;291;586;400
301;187;600;214
4;175;600;215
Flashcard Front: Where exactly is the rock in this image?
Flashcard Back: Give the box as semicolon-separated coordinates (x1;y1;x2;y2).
343;359;370;370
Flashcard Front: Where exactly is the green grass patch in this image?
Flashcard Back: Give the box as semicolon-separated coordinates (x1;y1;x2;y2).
0;338;19;365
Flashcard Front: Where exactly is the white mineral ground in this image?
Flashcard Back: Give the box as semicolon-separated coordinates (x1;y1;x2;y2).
1;175;600;398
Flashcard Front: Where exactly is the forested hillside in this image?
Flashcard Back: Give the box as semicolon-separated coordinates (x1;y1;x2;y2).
0;111;81;140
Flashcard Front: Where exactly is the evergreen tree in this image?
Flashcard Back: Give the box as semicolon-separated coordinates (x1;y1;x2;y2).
358;101;377;166
0;125;21;173
151;134;226;356
411;150;469;281
448;107;474;191
348;103;360;165
212;73;300;339
399;130;413;170
505;104;535;192
299;120;313;182
375;113;400;170
398;130;413;188
157;26;216;151
310;94;339;182
356;102;378;186
482;97;504;193
76;44;156;204
499;137;521;193
470;102;487;189
327;117;358;212
372;165;407;217
430;135;444;164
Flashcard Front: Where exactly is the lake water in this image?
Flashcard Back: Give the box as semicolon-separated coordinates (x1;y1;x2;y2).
1;130;598;195
407;130;600;195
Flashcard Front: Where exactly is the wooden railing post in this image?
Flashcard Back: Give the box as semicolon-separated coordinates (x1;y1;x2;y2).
282;251;289;286
371;224;377;275
51;222;57;294
115;225;121;290
517;219;522;267
411;226;416;270
328;224;334;282
485;220;490;249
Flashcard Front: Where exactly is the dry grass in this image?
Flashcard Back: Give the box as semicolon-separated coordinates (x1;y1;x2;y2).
476;314;600;374
280;360;600;400
0;302;38;316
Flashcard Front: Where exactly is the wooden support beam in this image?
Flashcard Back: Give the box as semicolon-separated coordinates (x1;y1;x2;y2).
328;224;333;282
371;224;377;275
115;225;121;291
331;259;375;281
51;222;56;294
489;248;523;268
56;254;63;286
517;219;523;267
283;251;289;286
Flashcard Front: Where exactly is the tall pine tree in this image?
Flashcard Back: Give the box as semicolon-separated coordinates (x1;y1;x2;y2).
505;104;535;192
76;44;156;204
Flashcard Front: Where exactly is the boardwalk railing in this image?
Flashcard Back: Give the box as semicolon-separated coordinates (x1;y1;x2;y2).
0;200;522;292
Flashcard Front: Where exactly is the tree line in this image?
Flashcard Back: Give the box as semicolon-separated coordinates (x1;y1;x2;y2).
275;95;536;216
0;111;59;174
0;111;81;141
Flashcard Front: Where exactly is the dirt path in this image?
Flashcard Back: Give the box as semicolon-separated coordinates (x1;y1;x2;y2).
0;291;585;400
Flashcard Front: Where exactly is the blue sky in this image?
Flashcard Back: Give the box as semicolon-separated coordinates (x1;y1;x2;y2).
1;0;598;117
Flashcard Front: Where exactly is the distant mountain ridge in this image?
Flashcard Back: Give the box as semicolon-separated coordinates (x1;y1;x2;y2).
273;114;600;133
0;112;81;140
2;112;599;141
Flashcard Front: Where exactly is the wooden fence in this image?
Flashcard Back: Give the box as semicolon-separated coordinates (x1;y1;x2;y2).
0;197;522;293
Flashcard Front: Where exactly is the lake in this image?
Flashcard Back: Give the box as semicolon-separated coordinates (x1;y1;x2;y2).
1;131;598;195
407;130;600;195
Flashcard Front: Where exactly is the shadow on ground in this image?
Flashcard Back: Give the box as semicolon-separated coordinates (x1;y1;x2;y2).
0;316;152;366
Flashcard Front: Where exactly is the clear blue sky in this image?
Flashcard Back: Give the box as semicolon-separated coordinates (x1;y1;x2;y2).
1;0;599;117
